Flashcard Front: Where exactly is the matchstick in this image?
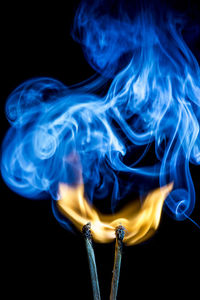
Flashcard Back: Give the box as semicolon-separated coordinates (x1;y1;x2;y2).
82;222;101;300
110;225;125;300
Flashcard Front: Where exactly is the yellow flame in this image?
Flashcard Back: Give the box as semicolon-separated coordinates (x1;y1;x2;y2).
57;183;173;245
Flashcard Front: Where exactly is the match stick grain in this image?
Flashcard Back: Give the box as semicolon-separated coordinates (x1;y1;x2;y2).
110;225;125;300
82;223;101;300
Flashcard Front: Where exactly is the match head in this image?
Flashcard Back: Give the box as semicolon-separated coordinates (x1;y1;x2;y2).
82;222;92;241
115;225;125;241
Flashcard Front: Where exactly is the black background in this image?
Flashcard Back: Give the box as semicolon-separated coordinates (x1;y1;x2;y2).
1;1;200;299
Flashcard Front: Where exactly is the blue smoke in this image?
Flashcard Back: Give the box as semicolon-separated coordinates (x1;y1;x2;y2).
1;1;200;222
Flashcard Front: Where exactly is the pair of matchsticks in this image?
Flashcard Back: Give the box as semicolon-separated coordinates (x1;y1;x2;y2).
82;222;125;300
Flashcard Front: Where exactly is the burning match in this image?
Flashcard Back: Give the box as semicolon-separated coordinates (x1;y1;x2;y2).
82;222;101;300
110;225;125;300
57;181;173;298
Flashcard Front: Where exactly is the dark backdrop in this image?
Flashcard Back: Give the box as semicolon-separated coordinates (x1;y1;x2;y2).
1;1;200;299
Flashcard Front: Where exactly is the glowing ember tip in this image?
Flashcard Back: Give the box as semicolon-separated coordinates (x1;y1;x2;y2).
58;182;173;245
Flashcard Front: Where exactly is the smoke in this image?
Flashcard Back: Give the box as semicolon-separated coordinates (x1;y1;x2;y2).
1;0;200;224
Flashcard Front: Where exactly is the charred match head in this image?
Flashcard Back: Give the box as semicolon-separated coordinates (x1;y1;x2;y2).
115;225;125;242
82;222;92;241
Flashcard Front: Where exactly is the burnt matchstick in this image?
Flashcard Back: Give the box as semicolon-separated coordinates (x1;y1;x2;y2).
82;222;101;300
110;225;125;300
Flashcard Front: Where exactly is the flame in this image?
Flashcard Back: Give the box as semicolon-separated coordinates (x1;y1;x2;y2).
57;183;173;245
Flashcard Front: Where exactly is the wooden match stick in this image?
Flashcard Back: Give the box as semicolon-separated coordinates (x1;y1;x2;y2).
82;222;101;300
110;225;125;300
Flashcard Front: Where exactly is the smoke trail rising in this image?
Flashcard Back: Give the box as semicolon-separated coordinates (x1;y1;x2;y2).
1;0;200;226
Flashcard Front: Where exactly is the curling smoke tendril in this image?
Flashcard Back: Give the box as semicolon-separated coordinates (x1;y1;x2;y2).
1;1;200;224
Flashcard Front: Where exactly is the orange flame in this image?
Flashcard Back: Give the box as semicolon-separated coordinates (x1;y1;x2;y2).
57;183;173;245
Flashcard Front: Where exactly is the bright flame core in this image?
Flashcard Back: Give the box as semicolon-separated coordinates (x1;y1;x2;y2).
58;183;173;245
